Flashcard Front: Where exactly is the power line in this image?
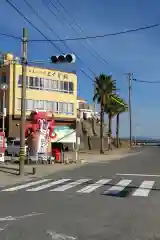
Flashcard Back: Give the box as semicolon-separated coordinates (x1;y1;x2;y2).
55;0;108;65
42;0;66;26
29;23;160;42
0;32;21;40
23;0;65;54
133;78;160;84
5;0;63;53
79;68;94;82
24;0;95;76
6;0;158;86
6;0;95;82
40;0;95;75
48;0;60;13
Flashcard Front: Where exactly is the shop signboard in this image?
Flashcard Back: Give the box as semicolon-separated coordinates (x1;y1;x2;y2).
51;126;76;143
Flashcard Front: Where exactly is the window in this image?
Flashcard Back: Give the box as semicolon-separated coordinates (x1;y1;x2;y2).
40;78;44;89
17;99;75;115
18;74;75;94
26;99;34;110
17;72;76;93
28;77;34;88
48;101;52;111
59;102;64;113
44;101;48;110
63;102;68;114
35;77;39;88
39;100;44;110
69;82;73;93
18;75;29;87
18;75;22;86
68;103;74;114
60;81;64;92
52;80;58;91
48;79;52;90
64;81;69;92
52;101;58;113
44;79;49;89
34;100;39;109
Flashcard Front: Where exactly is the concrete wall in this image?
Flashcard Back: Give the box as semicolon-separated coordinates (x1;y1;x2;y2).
77;119;109;150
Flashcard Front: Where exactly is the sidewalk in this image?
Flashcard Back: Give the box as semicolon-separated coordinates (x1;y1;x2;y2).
0;148;137;187
78;147;132;162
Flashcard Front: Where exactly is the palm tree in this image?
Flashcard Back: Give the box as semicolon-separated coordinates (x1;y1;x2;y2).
93;74;117;154
111;96;128;148
104;101;117;150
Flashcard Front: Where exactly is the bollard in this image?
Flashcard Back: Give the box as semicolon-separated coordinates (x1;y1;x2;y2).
32;167;36;175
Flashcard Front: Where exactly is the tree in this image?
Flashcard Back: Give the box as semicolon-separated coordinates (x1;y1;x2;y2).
111;96;128;148
93;74;117;154
104;100;117;150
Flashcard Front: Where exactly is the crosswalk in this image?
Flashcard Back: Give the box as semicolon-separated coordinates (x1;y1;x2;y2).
0;178;157;197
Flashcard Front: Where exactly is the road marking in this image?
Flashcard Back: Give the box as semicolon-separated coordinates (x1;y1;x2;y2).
2;179;51;191
26;179;71;191
104;179;132;194
14;212;44;220
0;212;44;221
117;173;160;177
46;230;77;240
51;179;91;192
0;216;16;221
0;224;9;232
77;179;111;193
132;181;155;197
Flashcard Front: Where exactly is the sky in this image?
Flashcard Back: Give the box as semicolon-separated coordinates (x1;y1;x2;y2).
0;0;160;138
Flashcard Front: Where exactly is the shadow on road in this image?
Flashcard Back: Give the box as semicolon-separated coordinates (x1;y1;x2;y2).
0;165;19;175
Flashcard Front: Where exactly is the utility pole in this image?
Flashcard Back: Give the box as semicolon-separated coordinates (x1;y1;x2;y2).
128;73;133;149
19;28;28;176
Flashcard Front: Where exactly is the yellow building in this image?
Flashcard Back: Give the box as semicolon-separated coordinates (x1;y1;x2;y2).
0;54;77;137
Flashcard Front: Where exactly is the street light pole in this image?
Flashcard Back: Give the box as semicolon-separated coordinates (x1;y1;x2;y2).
19;28;28;176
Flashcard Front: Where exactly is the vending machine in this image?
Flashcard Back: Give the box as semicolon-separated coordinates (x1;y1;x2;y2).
0;132;6;162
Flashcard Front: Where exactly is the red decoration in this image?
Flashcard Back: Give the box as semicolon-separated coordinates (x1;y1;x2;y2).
25;110;56;140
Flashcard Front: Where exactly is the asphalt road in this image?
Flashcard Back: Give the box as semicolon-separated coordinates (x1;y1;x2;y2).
0;147;160;239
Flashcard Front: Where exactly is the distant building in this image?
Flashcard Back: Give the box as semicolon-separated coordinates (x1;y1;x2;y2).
77;96;100;120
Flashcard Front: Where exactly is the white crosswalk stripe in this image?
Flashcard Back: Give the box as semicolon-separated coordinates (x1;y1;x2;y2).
77;179;111;193
50;179;91;192
0;178;157;197
2;179;52;192
103;179;132;195
26;179;71;192
132;180;155;197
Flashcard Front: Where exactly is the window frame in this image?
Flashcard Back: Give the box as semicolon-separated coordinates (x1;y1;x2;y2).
16;99;74;116
68;102;74;115
17;74;75;95
69;82;74;94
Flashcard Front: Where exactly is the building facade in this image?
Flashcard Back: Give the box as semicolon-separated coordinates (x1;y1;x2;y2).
0;56;77;137
77;96;100;120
